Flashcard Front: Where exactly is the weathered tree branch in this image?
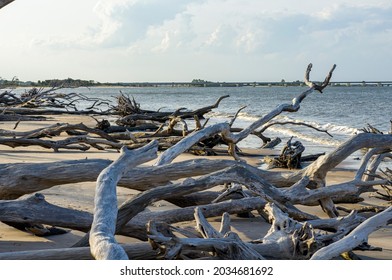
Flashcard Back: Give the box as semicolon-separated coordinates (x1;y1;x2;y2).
311;206;392;260
89;140;158;260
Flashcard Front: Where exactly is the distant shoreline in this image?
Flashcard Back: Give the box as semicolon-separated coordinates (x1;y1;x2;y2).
6;81;392;89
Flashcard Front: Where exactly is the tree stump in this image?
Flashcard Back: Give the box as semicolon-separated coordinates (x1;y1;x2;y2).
268;137;305;169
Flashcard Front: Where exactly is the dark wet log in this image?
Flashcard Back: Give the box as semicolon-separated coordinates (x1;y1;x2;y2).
300;153;325;162
261;137;281;149
266;137;305;169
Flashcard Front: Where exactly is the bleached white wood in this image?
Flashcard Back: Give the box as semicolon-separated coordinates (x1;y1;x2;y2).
89;140;158;260
311;206;392;260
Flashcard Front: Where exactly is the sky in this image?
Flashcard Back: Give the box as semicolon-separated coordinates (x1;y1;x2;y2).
0;0;392;83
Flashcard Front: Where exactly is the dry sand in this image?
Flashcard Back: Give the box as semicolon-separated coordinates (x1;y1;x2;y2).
0;114;391;260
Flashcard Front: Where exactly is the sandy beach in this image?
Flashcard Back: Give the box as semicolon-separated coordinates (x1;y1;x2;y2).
0;113;391;260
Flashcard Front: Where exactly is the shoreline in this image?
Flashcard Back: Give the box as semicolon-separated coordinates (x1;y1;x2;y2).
0;113;391;260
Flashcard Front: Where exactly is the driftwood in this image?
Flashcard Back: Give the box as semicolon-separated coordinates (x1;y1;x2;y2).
311;206;392;260
0;193;92;232
265;137;305;169
0;158;238;199
73;156;384;248
0;136;122;152
89;141;158;260
0;190;269;241
0;114;46;122
2;64;392;260
0;122;121;152
116;95;229;126
148;208;265;260
146;202;370;260
0;201;374;260
0;107;112;116
0;243;158;260
0;87;112;113
0;65;337;158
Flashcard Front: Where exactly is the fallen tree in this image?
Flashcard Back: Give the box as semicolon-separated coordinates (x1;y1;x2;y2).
115;94;229;126
1;63;392;260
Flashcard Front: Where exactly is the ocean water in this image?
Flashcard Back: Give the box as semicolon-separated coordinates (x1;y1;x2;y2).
11;85;392;157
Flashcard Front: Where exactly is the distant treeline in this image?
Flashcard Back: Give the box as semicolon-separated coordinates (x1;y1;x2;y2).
0;77;305;88
0;77;98;88
1;77;390;89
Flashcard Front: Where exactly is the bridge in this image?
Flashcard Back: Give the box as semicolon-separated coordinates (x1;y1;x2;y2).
329;81;392;87
119;81;392;88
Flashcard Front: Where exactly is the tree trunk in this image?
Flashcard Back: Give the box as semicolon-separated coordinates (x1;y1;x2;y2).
89;141;158;260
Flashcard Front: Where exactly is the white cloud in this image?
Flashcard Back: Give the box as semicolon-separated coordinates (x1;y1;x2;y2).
2;0;392;81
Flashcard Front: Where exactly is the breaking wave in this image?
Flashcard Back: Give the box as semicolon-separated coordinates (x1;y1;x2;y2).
207;111;359;147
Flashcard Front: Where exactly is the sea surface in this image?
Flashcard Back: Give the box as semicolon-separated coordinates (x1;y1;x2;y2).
12;85;392;158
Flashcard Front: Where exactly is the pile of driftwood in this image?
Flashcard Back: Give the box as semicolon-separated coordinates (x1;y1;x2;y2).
0;64;391;260
0;88;113;123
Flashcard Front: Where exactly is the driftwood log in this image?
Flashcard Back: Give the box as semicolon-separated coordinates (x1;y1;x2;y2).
311;206;392;260
89;141;158;260
0;191;269;241
115;95;229;126
265;137;305;169
1;63;392;260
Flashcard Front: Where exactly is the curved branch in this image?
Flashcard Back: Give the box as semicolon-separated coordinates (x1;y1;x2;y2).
155;122;231;165
228;63;336;144
311;206;392;260
229;106;247;127
305;63;336;93
259;121;333;137
89;141;158;260
355;148;391;180
304;133;392;180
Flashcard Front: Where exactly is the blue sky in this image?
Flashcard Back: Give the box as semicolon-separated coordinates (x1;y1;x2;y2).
1;0;392;82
